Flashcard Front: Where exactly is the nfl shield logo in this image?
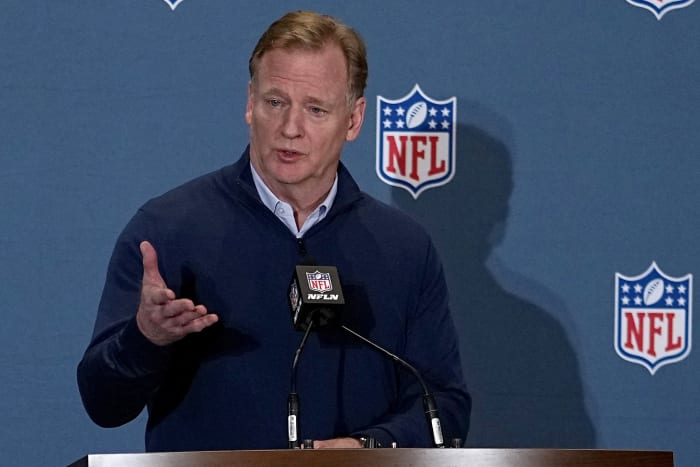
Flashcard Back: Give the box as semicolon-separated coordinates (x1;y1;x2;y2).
306;270;333;293
614;262;693;374
376;84;456;198
626;0;696;20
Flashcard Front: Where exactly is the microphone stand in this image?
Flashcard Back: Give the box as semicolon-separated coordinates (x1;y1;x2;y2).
288;319;315;448
341;325;445;448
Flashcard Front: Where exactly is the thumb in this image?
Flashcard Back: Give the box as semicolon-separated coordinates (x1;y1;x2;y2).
140;241;166;288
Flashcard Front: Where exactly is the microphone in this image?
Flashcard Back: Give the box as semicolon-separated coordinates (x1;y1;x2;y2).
286;264;345;448
287;320;314;448
287;264;446;448
341;325;445;448
288;265;344;331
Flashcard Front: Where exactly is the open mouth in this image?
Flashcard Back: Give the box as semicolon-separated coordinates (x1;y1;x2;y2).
278;149;302;161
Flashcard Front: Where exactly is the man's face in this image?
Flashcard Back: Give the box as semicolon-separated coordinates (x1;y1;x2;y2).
246;44;366;203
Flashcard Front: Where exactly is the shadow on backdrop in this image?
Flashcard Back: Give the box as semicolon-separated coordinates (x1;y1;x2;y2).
391;123;596;448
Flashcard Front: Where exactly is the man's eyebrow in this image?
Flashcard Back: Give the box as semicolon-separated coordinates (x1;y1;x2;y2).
259;86;289;98
256;84;338;108
305;96;333;107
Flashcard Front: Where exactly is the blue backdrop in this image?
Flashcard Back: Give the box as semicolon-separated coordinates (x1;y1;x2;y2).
2;1;698;465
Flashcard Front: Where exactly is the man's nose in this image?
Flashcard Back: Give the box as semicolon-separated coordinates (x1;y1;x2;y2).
281;106;304;139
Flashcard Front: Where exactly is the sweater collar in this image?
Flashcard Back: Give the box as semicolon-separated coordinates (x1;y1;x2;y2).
230;145;363;214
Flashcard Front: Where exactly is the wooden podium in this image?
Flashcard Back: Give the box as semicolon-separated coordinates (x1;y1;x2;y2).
69;448;674;467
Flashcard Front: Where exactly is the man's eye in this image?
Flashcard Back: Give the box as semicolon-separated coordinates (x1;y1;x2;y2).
310;106;326;115
268;99;282;107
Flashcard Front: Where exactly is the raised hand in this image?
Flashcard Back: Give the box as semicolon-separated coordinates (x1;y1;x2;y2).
135;241;219;346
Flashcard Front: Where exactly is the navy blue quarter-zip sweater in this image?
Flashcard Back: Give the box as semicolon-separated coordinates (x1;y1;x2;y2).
78;147;470;451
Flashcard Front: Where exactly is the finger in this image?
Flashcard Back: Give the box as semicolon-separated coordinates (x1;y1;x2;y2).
160;310;218;336
167;307;214;327
142;285;176;306
140;241;167;288
161;318;217;343
160;298;197;319
180;313;219;334
138;309;218;346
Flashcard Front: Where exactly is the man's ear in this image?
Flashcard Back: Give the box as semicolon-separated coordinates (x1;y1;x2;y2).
245;82;254;125
346;96;366;141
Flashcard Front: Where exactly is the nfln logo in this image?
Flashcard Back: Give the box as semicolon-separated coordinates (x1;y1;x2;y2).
376;84;456;198
614;262;693;374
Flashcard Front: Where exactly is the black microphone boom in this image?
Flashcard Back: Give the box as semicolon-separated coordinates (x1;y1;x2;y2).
341;325;445;448
287;320;315;449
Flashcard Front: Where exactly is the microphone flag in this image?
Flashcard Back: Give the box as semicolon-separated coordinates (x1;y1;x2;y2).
289;265;345;331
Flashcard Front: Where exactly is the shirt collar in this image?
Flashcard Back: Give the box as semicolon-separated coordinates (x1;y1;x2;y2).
250;163;338;236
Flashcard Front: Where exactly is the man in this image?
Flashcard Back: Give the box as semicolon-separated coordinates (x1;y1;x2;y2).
78;10;470;451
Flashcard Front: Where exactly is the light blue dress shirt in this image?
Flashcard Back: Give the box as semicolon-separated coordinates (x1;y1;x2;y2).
250;163;338;238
